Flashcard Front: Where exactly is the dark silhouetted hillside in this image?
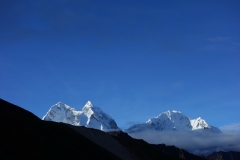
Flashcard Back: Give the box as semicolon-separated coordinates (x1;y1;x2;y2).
109;131;184;160
0;98;120;159
153;144;205;160
2;98;239;160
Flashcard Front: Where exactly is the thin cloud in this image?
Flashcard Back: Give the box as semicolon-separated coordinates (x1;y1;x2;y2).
129;130;240;156
207;36;230;42
220;122;240;131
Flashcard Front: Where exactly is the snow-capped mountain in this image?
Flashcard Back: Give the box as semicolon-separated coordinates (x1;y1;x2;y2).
125;110;221;133
42;101;119;131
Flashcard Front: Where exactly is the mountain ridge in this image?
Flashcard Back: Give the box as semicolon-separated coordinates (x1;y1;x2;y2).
43;101;120;131
126;110;221;133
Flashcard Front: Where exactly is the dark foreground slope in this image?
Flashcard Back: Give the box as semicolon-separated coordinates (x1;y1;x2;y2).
69;125;137;160
153;144;206;160
207;151;240;160
0;98;119;160
2;98;239;160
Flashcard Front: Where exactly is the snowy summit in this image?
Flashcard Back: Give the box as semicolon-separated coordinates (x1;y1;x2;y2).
125;110;221;134
42;101;120;131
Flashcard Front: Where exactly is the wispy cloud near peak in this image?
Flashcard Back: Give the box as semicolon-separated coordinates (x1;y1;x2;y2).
220;122;240;131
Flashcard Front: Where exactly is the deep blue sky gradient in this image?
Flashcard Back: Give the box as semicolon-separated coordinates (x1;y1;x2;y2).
0;0;240;129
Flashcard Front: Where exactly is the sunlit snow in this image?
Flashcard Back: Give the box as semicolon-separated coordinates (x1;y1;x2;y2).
42;101;119;131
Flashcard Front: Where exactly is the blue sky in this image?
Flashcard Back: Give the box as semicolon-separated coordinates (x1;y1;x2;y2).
0;0;240;130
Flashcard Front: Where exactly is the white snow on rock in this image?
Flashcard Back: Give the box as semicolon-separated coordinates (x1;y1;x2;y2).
125;110;221;134
42;101;120;131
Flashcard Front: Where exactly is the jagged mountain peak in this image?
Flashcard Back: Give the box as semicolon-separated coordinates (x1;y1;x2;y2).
190;117;210;130
43;101;119;131
156;110;183;118
81;101;99;117
148;110;187;123
54;101;71;109
172;110;181;113
127;110;220;133
83;101;94;109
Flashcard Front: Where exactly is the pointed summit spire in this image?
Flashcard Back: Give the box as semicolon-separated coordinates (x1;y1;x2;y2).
56;101;64;105
82;101;94;110
86;101;93;106
54;101;70;108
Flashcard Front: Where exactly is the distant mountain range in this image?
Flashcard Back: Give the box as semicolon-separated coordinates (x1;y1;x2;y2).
1;98;239;160
43;101;221;134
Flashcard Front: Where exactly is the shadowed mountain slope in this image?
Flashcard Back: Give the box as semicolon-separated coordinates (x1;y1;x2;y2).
153;144;206;160
0;98;120;159
69;125;137;160
109;131;186;160
207;151;240;160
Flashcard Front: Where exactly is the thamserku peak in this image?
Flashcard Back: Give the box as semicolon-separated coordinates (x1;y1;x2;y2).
83;101;93;108
42;101;119;131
